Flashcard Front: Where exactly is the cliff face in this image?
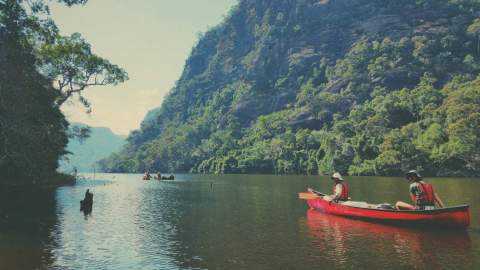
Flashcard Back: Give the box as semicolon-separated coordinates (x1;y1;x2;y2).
100;0;480;176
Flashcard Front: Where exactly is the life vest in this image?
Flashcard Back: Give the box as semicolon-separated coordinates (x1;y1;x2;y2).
333;182;349;201
417;181;435;206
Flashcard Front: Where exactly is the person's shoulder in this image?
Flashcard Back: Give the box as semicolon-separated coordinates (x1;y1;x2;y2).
409;182;419;189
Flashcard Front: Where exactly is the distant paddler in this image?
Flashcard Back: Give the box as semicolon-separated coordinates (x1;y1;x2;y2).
143;172;151;180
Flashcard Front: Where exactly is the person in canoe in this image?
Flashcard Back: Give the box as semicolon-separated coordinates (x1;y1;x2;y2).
143;172;151;180
395;170;445;210
318;172;350;202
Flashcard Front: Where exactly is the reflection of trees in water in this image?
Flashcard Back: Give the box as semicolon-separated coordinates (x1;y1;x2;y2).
167;178;309;270
0;187;59;270
165;176;479;270
164;183;232;269
306;209;473;269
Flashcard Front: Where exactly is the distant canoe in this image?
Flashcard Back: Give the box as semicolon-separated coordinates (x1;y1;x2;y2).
161;175;174;180
154;175;174;180
300;192;470;228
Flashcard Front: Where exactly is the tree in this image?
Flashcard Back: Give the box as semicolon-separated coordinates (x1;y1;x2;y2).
440;79;480;173
467;18;480;55
37;33;128;111
375;124;430;175
4;0;128;112
0;0;127;182
0;1;69;182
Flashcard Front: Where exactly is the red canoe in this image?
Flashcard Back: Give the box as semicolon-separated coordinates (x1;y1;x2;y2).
303;195;470;228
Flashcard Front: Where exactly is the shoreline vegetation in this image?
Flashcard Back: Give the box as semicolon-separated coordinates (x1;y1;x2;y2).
99;0;480;177
3;0;480;181
0;1;126;186
0;173;76;189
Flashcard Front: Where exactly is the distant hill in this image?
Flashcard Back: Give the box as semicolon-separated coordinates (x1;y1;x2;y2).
60;123;125;173
100;0;480;176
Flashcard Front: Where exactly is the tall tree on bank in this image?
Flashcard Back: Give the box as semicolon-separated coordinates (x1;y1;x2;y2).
0;0;127;183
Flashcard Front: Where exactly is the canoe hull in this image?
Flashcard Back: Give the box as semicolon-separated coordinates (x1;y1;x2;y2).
307;198;470;228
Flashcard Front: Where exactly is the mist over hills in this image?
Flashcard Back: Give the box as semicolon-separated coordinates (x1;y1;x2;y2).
61;123;125;173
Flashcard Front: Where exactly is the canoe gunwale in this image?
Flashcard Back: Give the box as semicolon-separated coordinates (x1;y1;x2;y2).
306;197;470;228
331;202;470;214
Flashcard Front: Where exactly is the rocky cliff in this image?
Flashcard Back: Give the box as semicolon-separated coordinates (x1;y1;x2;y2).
100;0;480;176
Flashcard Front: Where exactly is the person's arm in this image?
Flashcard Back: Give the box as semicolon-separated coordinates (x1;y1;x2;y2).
434;193;445;208
410;193;417;206
409;184;417;206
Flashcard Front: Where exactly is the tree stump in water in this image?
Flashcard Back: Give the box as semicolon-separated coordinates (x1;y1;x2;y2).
80;190;93;214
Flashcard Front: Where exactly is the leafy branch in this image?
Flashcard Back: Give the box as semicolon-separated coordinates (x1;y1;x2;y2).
36;33;128;111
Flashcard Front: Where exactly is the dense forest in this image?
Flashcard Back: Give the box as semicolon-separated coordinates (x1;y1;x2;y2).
0;0;126;184
100;0;480;176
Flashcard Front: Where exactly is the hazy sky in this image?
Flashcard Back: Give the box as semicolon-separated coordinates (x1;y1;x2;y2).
50;0;237;135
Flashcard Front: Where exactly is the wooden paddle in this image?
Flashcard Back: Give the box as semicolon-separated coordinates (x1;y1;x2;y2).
307;188;327;197
298;188;328;200
298;192;318;200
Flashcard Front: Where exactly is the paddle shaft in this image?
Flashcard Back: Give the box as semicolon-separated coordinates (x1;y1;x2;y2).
307;188;327;197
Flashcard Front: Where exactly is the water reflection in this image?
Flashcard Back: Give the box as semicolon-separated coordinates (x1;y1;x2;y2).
305;209;473;269
1;174;479;269
0;186;58;270
49;176;181;270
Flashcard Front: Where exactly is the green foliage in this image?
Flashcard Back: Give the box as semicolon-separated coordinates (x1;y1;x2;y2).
37;33;128;110
1;0;128;112
0;3;68;183
100;0;480;176
0;0;126;183
439;79;480;173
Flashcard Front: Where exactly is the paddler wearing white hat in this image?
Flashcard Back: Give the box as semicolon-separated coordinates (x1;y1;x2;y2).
323;172;350;202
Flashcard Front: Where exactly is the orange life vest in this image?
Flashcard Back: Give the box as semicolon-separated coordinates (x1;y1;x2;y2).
417;181;435;206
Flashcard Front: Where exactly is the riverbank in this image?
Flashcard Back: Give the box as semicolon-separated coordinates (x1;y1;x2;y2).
0;172;76;189
47;172;77;187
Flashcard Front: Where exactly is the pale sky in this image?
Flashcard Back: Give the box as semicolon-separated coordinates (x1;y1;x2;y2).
50;0;237;135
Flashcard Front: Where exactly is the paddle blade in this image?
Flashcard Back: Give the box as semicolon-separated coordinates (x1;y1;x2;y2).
298;192;318;200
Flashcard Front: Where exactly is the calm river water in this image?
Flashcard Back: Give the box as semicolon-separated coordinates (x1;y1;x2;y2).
0;174;479;269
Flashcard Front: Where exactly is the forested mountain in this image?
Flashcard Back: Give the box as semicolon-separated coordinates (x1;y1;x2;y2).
60;123;125;173
100;0;480;176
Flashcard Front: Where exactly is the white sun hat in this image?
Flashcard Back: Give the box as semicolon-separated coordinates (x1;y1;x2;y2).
331;172;344;181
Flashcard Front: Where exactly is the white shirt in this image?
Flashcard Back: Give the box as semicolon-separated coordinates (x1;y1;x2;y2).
332;183;343;200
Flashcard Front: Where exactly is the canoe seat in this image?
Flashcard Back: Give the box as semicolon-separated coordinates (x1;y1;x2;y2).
374;203;396;210
340;201;370;208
